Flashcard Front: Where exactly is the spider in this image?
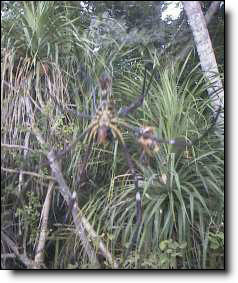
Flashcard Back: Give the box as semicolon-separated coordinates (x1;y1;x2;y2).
83;74;124;146
44;66;156;257
46;65;221;259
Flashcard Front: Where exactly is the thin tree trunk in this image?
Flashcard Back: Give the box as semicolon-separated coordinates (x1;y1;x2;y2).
176;1;222;62
183;1;224;120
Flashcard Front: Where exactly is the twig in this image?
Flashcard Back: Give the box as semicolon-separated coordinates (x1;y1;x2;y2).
1;167;55;181
1;143;43;153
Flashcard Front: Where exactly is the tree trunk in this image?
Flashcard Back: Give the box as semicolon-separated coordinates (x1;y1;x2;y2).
183;1;224;121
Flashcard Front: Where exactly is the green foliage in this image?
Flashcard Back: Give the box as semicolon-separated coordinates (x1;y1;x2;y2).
80;59;223;269
1;1;224;269
158;239;187;269
205;230;224;269
119;239;187;269
15;191;41;243
209;231;224;250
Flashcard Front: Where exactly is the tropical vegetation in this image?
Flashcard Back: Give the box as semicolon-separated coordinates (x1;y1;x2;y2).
1;1;224;269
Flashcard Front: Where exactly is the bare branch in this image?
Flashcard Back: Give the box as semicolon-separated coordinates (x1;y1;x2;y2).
31;123;119;268
1;143;43;153
1;167;55;181
34;181;54;268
